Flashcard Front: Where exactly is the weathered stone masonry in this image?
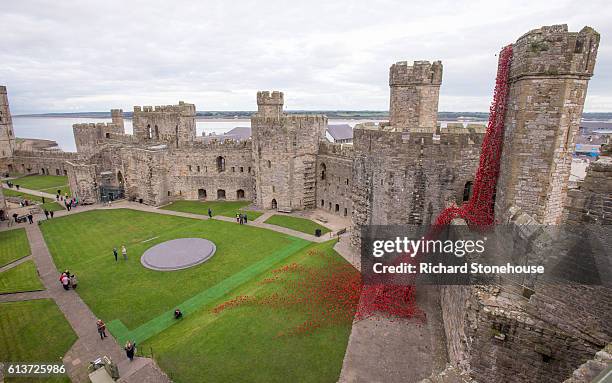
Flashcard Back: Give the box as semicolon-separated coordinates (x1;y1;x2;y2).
0;23;609;383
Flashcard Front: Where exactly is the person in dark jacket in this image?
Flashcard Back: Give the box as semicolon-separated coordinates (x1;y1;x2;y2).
124;341;136;361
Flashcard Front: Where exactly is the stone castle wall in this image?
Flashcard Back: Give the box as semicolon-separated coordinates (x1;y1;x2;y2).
0;86;15;160
316;141;354;217
251;92;327;211
132;102;196;147
11;150;81;178
439;25;607;383
350;126;484;247
389;60;442;133
495;25;600;225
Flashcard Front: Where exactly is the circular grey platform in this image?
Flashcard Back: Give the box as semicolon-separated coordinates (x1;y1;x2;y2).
141;238;216;271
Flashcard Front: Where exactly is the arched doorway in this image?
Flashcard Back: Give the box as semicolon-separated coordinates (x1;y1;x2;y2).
198;189;207;199
271;199;278;210
154;125;160;140
462;181;473;202
217;189;226;200
320;163;326;180
335;204;340;213
216;156;226;172
117;171;124;186
236;189;245;199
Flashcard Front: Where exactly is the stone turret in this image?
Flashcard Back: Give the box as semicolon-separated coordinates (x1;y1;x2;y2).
495;25;600;224
111;109;124;133
389;60;442;132
256;91;284;119
0;86;15;159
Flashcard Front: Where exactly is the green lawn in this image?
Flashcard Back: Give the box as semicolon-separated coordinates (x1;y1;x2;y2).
40;208;298;329
40;208;355;382
143;240;356;383
265;214;331;235
0;299;76;383
0;260;44;294
0;228;30;267
2;188;64;212
162;200;264;220
11;174;71;196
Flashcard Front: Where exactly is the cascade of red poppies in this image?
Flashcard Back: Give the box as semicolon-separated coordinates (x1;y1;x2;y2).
355;45;514;320
434;44;513;227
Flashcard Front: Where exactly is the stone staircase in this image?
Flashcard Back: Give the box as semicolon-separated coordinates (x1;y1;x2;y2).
303;159;316;209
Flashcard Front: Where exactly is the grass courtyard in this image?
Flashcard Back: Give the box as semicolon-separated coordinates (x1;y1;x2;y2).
2;188;65;212
265;214;331;235
0;260;44;294
10;174;71;196
0;299;76;383
39;208;356;382
161;200;264;220
0;228;30;266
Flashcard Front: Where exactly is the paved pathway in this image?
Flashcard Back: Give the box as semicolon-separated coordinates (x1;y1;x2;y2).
0;255;32;273
338;285;448;383
22;223;170;383
0;290;50;302
1;184;58;201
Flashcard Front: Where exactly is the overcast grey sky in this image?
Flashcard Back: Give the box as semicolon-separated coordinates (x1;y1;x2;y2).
1;0;610;114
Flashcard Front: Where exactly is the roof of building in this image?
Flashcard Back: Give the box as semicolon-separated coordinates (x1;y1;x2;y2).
202;126;251;142
327;124;353;141
580;121;612;130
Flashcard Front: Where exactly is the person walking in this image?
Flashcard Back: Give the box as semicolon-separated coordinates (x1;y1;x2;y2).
69;274;78;289
113;247;118;262
208;208;212;218
27;213;33;224
244;214;248;224
44;210;49;220
96;319;108;339
50;210;54;218
124;341;136;361
61;274;70;290
121;245;127;260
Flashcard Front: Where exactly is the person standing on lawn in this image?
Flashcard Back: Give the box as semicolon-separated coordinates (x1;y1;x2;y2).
50;210;54;218
208;208;212;218
44;210;49;219
113;247;118;262
121;245;127;260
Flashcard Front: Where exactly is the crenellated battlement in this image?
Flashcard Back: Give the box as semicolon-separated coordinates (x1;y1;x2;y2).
72;122;119;130
190;138;252;150
389;60;443;86
133;101;196;116
318;140;354;158
510;24;599;80
257;91;284;105
252;114;327;125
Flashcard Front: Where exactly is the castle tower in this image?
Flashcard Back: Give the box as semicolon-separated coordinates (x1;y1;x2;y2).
132;101;196;147
389;60;442;132
495;25;600;224
256;91;284;119
0;86;15;159
111;109;125;133
251;91;327;211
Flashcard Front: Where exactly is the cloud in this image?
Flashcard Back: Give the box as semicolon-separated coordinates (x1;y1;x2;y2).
1;0;611;114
